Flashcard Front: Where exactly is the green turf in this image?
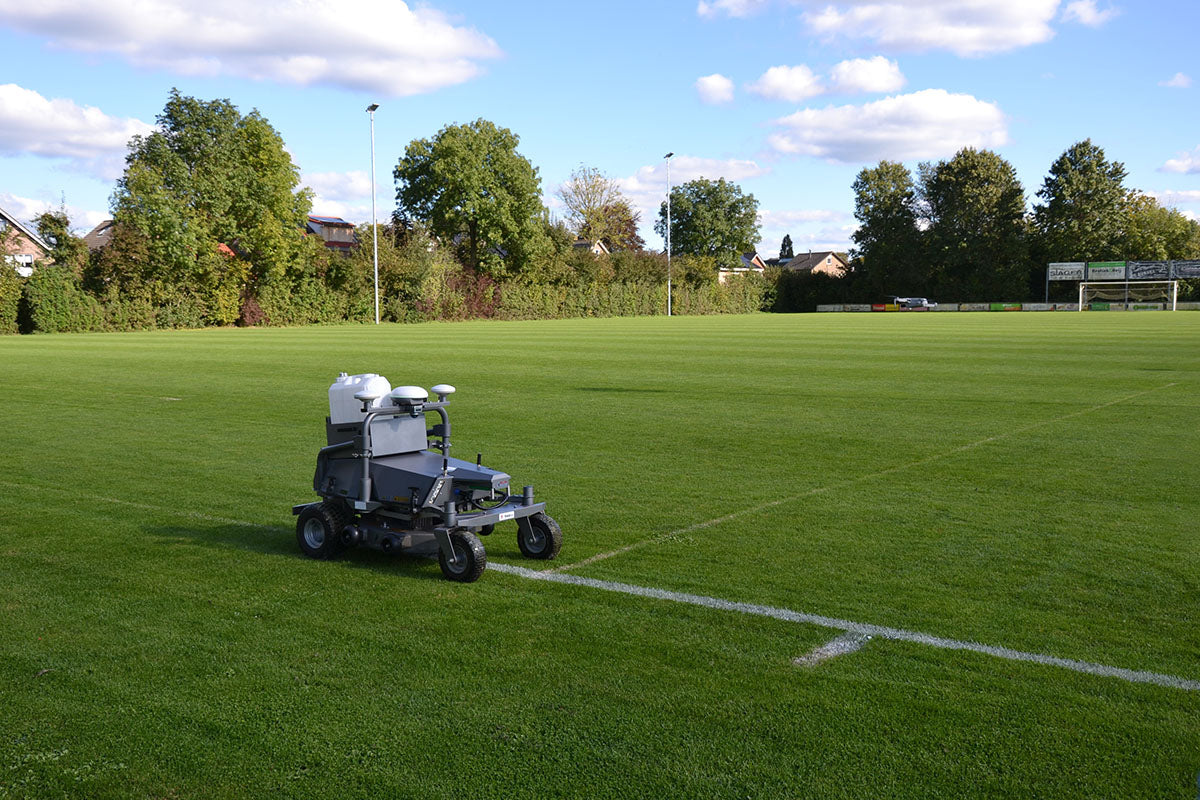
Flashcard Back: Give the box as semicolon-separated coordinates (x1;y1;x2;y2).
2;312;1198;799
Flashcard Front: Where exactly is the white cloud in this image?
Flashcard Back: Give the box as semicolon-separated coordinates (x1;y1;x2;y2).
1182;210;1199;222
829;56;905;94
1161;147;1200;174
697;0;770;18
1159;72;1192;89
769;89;1008;163
757;224;856;254
308;198;372;225
620;156;769;197
1148;189;1200;206
0;191;108;234
1147;189;1200;209
618;156;770;244
739;57;903;105
802;0;1059;57
695;74;736;105
756;209;856;254
796;224;857;252
0;84;152;179
303;171;373;203
1061;0;1119;26
746;65;824;102
303;170;376;223
0;0;501;97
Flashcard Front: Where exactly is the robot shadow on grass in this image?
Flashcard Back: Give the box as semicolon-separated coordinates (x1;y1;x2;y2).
144;521;528;582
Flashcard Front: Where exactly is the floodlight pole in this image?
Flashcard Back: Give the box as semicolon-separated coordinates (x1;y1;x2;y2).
367;103;380;325
664;152;673;317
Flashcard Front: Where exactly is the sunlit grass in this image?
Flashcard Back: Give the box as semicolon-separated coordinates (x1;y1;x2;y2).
2;311;1198;798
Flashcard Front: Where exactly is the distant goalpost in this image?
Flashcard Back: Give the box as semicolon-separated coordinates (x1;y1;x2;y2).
1078;280;1179;311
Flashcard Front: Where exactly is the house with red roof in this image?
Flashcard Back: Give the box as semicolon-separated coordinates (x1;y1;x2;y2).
306;215;357;254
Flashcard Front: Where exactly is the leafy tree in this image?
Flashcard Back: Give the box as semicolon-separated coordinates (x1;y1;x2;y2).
850;160;923;298
34;210;88;277
779;233;794;260
394;118;547;276
673;254;720;286
654;178;759;268
84;222;151;293
556;167;645;253
1032;139;1128;262
918;147;1028;300
543;217;577;255
1119;192;1200;260
581;201;645;252
112;89;312;298
559;166;615;236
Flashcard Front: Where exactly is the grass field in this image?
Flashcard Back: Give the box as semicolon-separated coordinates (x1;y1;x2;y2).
2;311;1198;799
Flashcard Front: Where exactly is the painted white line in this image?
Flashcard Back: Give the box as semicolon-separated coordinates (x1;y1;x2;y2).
793;632;871;667
488;562;1200;692
549;382;1180;574
7;472;1198;692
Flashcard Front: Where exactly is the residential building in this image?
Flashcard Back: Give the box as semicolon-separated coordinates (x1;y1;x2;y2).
572;239;610;256
782;251;848;276
718;252;767;284
0;205;51;276
83;219;117;252
306;215;357;254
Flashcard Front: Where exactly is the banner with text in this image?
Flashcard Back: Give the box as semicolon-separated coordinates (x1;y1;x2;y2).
1087;261;1127;280
1048;262;1085;280
1128;261;1171;280
1173;260;1200;279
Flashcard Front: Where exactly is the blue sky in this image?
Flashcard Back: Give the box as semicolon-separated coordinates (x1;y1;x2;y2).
1;0;1197;256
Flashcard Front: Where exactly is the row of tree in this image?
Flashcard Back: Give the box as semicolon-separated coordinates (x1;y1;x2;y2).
847;140;1200;302
392;118;761;275
4;91;771;333
8;90;1198;335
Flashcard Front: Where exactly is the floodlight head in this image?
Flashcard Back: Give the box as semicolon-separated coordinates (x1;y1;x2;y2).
389;386;429;405
366;103;379;113
664;152;674;159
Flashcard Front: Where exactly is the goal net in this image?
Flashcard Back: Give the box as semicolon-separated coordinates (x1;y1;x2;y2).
1079;280;1178;310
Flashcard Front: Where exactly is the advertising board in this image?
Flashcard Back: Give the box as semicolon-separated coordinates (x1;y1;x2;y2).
1173;260;1200;279
1128;261;1171;280
1087;261;1127;280
1048;262;1085;280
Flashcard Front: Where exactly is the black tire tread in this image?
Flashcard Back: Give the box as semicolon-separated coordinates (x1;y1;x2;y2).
296;500;349;560
438;530;487;582
517;512;562;560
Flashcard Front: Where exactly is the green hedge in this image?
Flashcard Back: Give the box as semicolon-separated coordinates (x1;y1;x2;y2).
7;260;770;335
495;277;765;320
19;266;105;333
0;267;21;334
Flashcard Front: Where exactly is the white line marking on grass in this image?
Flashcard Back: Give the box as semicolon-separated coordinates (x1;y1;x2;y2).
549;382;1180;574
489;562;1200;692
793;632;871;667
8;473;1198;692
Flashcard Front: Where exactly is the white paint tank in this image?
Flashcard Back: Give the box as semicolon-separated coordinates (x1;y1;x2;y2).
328;372;393;424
